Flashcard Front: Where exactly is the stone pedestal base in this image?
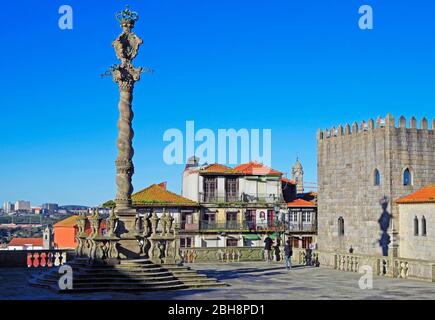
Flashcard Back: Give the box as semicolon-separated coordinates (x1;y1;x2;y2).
115;207;143;259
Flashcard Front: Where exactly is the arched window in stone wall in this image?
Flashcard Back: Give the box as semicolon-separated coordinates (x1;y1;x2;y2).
422;216;427;236
414;216;419;236
374;169;381;186
338;217;345;237
403;168;413;186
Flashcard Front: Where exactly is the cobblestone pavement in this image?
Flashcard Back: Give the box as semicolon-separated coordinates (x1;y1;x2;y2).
0;263;434;300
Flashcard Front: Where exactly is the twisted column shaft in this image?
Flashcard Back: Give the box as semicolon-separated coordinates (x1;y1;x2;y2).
115;88;135;208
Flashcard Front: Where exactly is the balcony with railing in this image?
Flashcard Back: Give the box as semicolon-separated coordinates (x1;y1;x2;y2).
199;220;280;232
288;222;317;233
179;222;199;231
199;192;284;204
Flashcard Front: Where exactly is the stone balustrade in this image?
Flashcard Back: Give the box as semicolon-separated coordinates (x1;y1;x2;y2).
180;247;264;263
0;249;72;268
27;251;68;268
179;247;316;265
75;208;182;265
315;250;435;282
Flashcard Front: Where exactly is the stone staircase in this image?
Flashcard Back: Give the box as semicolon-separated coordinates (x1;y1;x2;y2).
29;258;227;293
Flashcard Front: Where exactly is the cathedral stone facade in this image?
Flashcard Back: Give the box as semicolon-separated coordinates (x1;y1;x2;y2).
317;114;435;257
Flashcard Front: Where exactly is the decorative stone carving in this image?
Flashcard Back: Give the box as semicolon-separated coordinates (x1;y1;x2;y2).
88;209;101;238
109;6;144;210
161;212;169;236
151;212;159;236
107;208;118;237
142;213;150;237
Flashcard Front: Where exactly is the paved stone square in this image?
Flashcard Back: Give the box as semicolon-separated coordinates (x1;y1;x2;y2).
0;263;434;300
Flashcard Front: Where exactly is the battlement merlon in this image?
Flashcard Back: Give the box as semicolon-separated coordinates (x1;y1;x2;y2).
317;114;435;140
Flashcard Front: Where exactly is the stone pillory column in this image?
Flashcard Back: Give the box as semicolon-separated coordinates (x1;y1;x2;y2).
108;6;143;258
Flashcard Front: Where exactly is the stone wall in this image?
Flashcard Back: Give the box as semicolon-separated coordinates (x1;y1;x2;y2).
317;114;435;257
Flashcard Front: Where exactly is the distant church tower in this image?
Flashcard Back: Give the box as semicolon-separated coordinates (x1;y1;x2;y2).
292;158;304;194
43;225;53;250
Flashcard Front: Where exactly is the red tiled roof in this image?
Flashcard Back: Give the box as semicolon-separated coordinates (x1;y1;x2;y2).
54;215;107;228
54;215;79;227
396;185;435;204
287;199;316;207
8;237;43;247
199;163;241;175
132;184;198;206
234;161;282;175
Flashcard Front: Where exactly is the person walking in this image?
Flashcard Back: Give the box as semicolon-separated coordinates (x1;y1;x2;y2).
284;239;293;270
274;242;281;262
264;235;273;262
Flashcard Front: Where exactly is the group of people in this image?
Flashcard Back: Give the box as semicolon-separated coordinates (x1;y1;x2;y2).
264;235;318;270
263;235;293;270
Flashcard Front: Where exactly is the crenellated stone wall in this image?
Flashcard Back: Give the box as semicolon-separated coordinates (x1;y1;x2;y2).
317;114;435;257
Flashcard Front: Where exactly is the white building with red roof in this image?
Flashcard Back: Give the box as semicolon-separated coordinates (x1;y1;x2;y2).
180;160;317;248
396;185;435;261
7;237;43;250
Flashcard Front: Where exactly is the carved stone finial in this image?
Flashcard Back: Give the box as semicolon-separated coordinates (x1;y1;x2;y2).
151;212;159;236
107;208;118;237
141;213;149;237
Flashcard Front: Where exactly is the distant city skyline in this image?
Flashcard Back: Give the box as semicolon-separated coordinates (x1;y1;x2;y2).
1;0;434;206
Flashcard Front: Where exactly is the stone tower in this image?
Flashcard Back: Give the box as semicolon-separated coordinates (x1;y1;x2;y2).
292;158;304;194
43;225;53;250
317;114;435;257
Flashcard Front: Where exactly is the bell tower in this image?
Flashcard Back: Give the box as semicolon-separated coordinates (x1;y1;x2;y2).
43;225;53;250
291;158;304;194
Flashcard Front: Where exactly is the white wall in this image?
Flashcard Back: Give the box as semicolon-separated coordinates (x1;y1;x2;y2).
182;170;199;202
399;203;435;261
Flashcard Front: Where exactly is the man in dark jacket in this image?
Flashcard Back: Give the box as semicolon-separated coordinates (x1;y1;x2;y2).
284;239;293;270
264;235;273;262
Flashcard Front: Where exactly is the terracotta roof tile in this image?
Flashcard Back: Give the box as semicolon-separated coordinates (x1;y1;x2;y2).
132;184;198;206
54;215;79;227
287;198;316;207
199;163;241;175
396;185;435;204
234;161;282;175
8;237;43;246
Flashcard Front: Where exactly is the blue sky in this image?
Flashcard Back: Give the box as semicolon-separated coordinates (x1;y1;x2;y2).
0;0;434;206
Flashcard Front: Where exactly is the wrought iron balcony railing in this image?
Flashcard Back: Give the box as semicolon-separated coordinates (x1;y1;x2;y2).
199;221;281;231
199;192;284;204
180;222;199;231
288;223;318;232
